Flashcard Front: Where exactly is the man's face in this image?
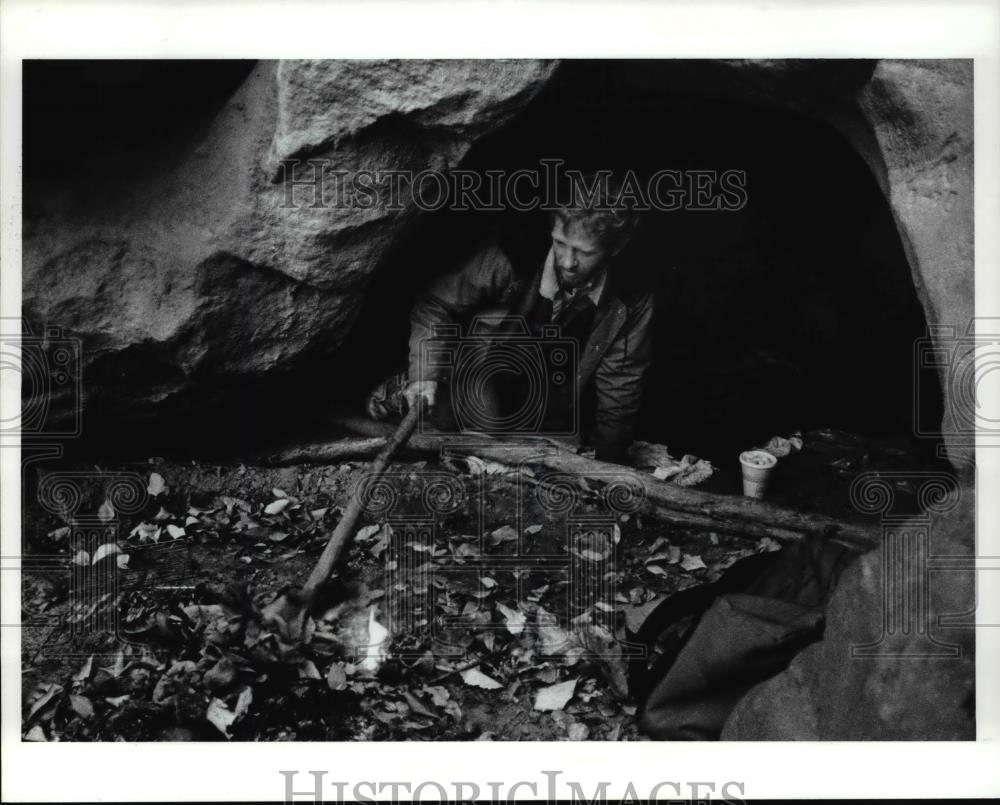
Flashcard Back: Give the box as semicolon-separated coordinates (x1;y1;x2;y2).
550;218;613;290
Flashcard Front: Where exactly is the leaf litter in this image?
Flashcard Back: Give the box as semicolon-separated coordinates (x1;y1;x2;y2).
19;454;760;742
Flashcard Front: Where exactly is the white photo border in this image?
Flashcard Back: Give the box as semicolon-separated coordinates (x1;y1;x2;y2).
2;0;998;801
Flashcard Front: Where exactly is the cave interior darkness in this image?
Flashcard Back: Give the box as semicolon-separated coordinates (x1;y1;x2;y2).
25;60;947;490
330;61;946;474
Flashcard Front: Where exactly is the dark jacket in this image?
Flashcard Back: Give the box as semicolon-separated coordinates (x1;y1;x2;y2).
408;235;654;463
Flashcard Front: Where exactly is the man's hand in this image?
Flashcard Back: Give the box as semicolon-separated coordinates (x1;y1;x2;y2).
403;380;438;412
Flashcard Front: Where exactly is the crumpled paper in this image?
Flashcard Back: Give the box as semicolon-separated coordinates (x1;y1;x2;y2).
628;441;714;486
757;432;804;458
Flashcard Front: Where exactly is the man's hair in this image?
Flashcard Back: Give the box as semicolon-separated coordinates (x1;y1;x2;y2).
551;172;639;252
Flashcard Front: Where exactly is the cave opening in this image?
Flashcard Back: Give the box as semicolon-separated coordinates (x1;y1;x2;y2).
44;59;948;509
324;60;947;505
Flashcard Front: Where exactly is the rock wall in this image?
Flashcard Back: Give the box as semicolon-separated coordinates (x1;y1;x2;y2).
22;59;556;425
844;60;974;470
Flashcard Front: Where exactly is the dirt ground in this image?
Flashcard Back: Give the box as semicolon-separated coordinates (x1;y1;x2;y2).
20;428;934;742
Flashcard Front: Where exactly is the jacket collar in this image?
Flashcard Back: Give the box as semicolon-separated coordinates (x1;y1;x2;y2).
515;253;628;388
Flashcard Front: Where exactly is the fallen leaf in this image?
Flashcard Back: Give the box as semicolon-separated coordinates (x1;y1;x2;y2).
147;473;167;496
567;722;590;740
264;498;290;516
206;698;236;738
129;522;160;544
27;684;63;720
107;650;126;678
234;687;253;719
369;526;392;559
454;542;480;559
47;526;70;541
645;564;668;576
479;576;498;589
23;725;47;741
487;525;518;546
461;668;503;690
71;550;90;566
204;656;238;692
69;694;95;719
358;607;389;674
524;524;543;535
465;457;512;476
680;554;707;572
98;499;115;522
495;602;526;635
92;543;120;564
73;655;94;682
356;524;382;541
166;524;186;539
327;663;348;691
423;686;450;707
621;594;668;632
298;660;322;680
271;488;289;499
402;690;438;719
539;623;574;657
756;536;782;553
534;679;577;711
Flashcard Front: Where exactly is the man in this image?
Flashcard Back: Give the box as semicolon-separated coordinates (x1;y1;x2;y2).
367;179;654;465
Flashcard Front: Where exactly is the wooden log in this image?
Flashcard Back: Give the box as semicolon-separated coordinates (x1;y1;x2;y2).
257;414;880;551
262;437;387;465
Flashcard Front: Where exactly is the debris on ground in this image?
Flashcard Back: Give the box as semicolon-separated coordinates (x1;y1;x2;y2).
19;426;943;741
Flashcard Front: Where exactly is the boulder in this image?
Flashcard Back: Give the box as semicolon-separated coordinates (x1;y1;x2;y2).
722;481;975;740
22;59;556;429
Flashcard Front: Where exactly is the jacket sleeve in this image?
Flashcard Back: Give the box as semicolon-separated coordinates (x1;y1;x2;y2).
592;290;655;464
408;239;514;383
